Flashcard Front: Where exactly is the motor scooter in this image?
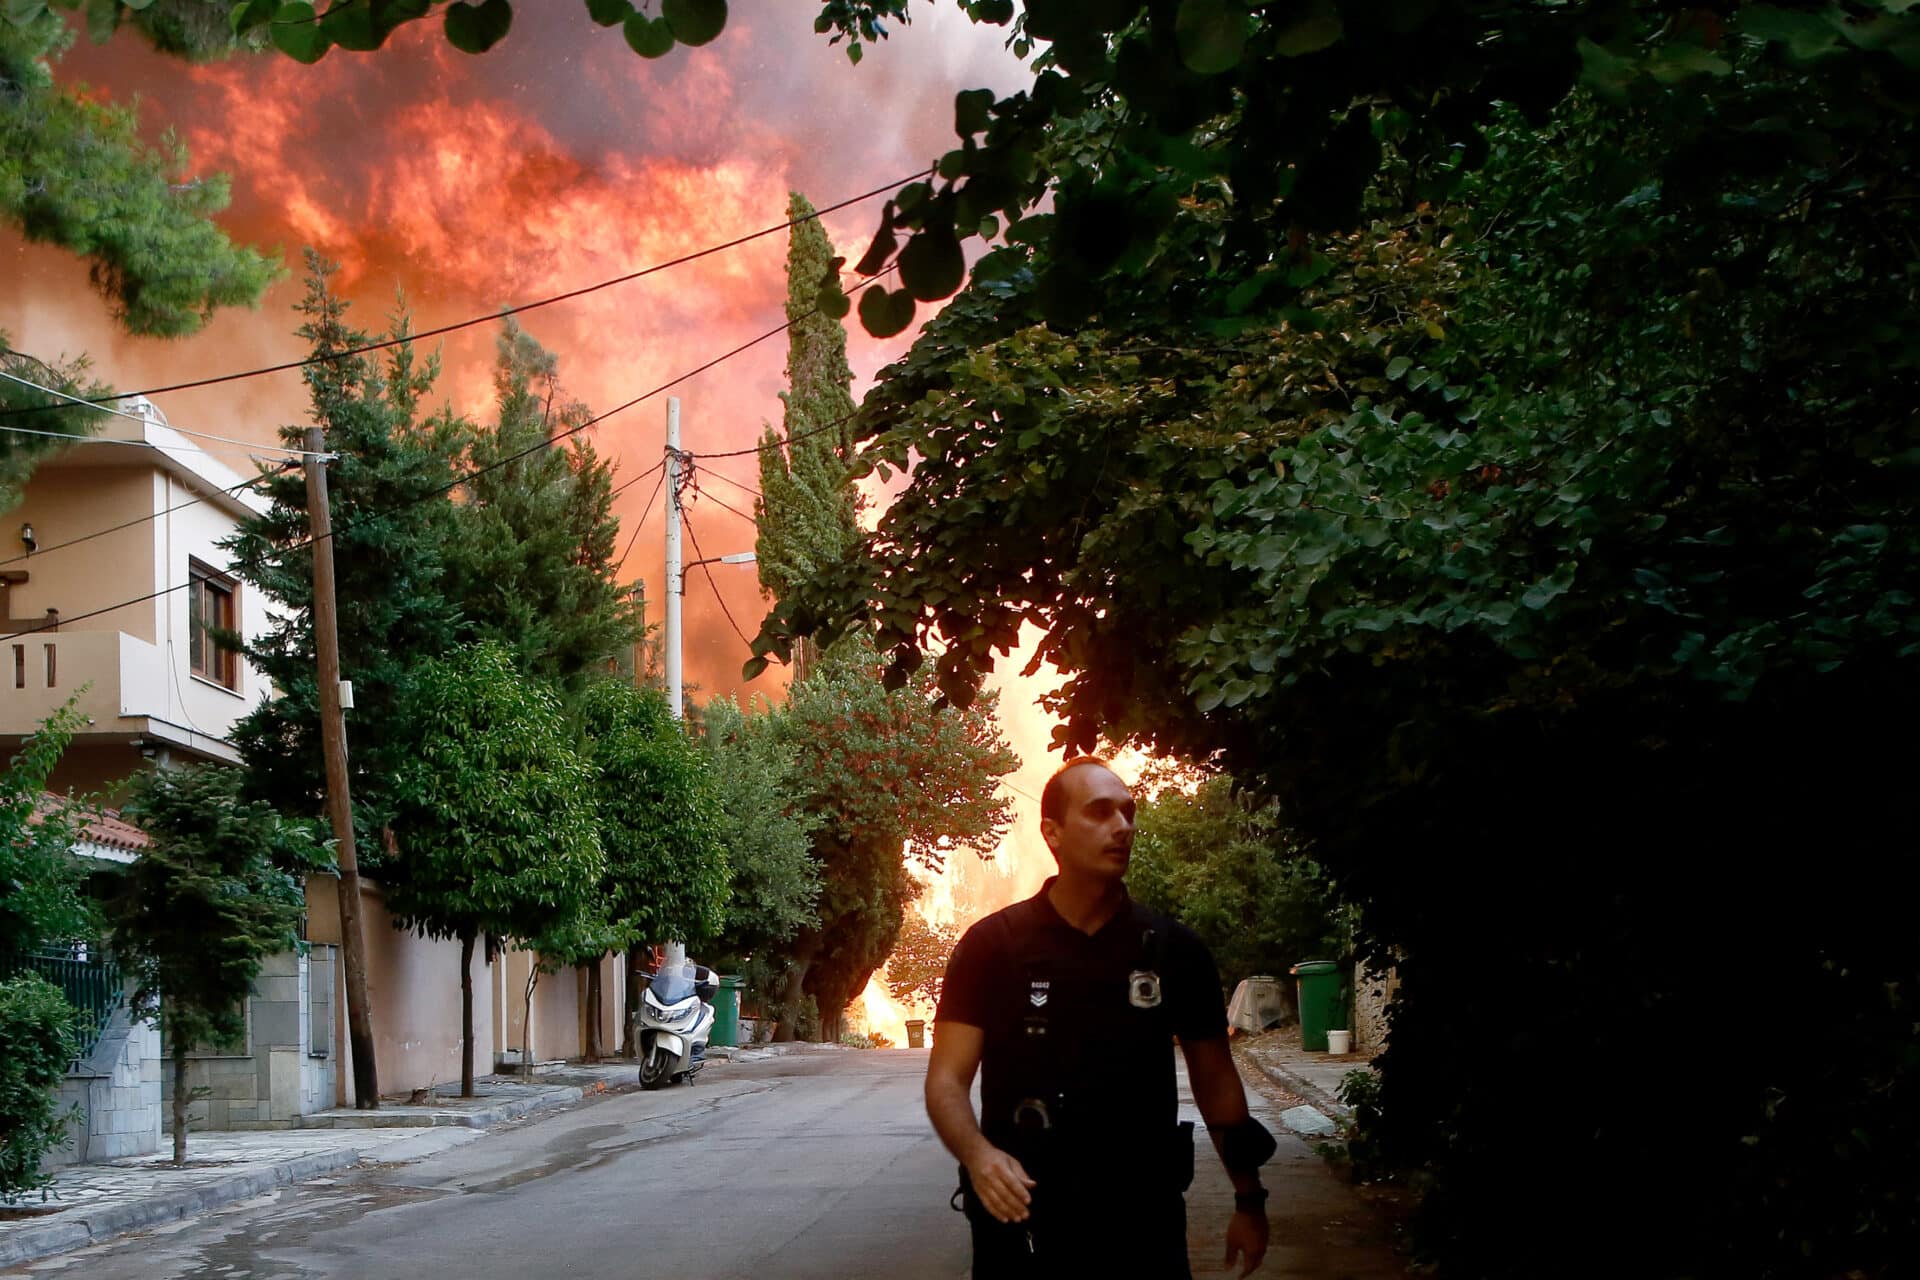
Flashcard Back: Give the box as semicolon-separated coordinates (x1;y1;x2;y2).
636;962;717;1089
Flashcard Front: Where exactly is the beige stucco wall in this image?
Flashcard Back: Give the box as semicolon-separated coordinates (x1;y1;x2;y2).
8;467;161;641
311;878;497;1101
1;461;272;756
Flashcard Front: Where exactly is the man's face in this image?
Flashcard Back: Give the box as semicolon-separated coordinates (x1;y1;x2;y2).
1041;763;1138;882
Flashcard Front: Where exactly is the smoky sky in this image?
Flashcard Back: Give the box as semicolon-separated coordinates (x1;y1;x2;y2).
2;3;1031;706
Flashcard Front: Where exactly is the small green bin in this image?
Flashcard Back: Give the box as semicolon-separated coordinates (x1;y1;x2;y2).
710;974;745;1048
1290;960;1346;1052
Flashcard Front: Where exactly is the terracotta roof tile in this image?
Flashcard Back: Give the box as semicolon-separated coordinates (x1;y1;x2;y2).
28;794;150;851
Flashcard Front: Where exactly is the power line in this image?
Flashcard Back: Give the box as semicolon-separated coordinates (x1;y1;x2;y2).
0;271;900;641
614;463;669;580
698;466;763;503
682;512;756;652
0;170;929;417
0;367;329;458
688;409;863;460
0;467;287;573
687;481;756;526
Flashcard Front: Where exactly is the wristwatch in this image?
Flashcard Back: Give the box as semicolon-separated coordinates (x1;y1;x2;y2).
1234;1188;1269;1212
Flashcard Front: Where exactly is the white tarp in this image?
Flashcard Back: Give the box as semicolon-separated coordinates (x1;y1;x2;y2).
1227;975;1289;1034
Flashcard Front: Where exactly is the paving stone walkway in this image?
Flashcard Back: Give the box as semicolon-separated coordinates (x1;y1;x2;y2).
0;1061;650;1269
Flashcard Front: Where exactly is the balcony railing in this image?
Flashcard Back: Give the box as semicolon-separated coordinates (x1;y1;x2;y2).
0;947;127;1069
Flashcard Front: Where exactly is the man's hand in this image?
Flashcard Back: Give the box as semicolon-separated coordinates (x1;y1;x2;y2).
965;1145;1037;1223
1224;1207;1269;1276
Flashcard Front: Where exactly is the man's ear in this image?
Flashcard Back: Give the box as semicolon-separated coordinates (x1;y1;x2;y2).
1039;816;1062;855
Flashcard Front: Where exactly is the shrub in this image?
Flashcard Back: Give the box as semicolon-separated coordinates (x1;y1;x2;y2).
0;973;79;1202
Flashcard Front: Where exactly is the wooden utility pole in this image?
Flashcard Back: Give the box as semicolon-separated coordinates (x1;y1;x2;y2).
304;426;379;1108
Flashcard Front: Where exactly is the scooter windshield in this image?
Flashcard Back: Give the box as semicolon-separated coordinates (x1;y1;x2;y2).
648;966;697;1004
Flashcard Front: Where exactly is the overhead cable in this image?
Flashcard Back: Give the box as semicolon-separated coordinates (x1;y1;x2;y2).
0;170;928;416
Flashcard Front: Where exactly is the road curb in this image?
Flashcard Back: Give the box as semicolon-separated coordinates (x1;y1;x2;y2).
0;1147;365;1270
1245;1054;1351;1122
297;1083;588;1130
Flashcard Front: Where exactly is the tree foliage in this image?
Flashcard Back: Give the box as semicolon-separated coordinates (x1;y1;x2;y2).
771;638;1016;1041
579;679;728;952
881;909;955;1012
103;764;314;1164
441;321;639;701
383;642;603;1093
0;706;89;1198
228;253;466;847
0;972;78;1202
1127;776;1348;993
0;11;277;337
0;341;109;514
700;694;820;965
756;191;862;650
384;642;603;946
757;11;1920;1278
0;703;95;955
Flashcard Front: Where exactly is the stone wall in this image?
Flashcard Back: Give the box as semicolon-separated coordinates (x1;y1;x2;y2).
1352;961;1400;1056
163;947;336;1131
48;1003;162;1167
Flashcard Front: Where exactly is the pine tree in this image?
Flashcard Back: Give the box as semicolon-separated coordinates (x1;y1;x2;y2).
225;253;465;847
0;340;109;513
755;192;861;681
440;320;639;702
104;765;316;1164
0;13;277;339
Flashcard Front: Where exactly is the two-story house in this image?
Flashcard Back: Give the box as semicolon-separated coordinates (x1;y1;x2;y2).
0;400;348;1152
5;399;623;1142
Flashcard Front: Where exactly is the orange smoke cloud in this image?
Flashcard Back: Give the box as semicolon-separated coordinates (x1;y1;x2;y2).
4;9;1052;727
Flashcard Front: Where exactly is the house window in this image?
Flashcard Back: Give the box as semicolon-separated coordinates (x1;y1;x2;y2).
188;561;240;690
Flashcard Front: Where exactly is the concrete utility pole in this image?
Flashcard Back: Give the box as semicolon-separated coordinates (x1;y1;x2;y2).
304;426;379;1109
664;398;684;721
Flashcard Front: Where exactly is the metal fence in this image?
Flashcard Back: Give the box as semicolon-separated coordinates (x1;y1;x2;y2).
0;947;126;1068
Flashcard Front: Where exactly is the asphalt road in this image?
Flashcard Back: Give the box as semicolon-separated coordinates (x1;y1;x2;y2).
13;1046;1403;1280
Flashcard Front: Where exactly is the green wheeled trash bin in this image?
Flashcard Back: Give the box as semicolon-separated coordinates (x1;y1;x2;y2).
904;1018;926;1048
1290;960;1345;1052
710;975;745;1048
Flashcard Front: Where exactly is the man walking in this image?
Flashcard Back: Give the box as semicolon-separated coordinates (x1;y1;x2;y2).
925;756;1275;1277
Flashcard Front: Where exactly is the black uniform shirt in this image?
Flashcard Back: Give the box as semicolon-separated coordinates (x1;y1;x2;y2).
937;878;1227;1176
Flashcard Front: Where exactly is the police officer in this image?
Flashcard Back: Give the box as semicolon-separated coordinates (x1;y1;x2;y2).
926;756;1274;1278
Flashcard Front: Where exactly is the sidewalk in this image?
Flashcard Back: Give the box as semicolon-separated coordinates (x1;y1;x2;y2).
0;1060;643;1269
1235;1026;1375;1138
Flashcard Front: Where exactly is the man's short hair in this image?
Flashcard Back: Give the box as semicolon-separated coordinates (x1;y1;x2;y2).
1039;755;1119;824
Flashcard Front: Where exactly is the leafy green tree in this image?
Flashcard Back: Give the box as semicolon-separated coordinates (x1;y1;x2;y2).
578;679;727;1057
771;639;1016;1042
700;695;821;964
442;321;639;702
1128;776;1349;996
103;765;315;1164
0;707;91;1203
755;192;861;682
383;643;604;1096
0;973;78;1202
227;254;466;849
0;704;95;955
765;22;1920;1277
0;10;276;338
881;911;955;1014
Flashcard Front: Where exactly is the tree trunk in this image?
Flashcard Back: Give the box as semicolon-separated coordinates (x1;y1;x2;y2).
171;1035;189;1166
771;931;822;1043
622;943;646;1057
459;929;476;1098
582;961;603;1061
522;962;539;1077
